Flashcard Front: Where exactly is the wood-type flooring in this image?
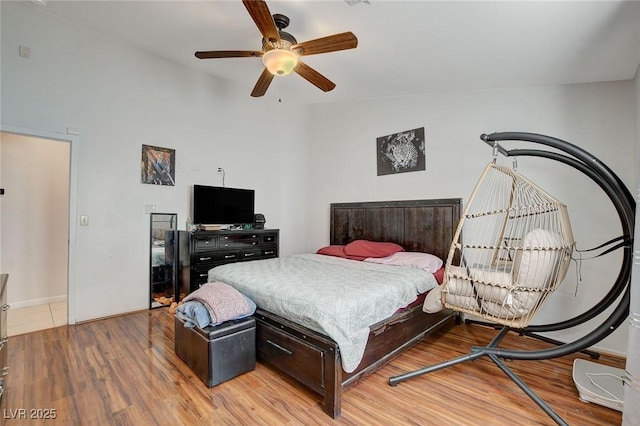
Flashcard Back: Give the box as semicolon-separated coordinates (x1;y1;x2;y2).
1;308;625;425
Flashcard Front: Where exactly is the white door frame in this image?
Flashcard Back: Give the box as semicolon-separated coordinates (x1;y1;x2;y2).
0;124;78;325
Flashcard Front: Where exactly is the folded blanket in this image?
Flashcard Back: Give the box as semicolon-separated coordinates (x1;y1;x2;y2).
181;282;255;326
175;301;212;329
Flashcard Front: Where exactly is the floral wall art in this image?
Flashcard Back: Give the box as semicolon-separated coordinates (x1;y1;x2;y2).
376;127;426;176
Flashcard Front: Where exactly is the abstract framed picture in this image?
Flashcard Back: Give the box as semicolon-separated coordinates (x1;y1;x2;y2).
376;127;426;176
141;144;175;186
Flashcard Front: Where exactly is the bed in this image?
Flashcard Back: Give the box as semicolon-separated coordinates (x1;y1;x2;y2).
208;198;461;417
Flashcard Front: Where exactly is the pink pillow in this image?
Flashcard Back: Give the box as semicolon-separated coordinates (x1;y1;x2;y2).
344;240;404;258
364;251;443;273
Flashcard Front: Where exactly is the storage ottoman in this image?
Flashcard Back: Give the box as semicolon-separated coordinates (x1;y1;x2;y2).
174;315;256;387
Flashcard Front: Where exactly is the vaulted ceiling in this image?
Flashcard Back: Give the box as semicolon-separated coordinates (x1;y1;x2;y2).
23;0;640;104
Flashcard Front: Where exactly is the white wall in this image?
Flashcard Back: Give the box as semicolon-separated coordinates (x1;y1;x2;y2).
0;133;69;306
0;2;309;321
305;82;636;355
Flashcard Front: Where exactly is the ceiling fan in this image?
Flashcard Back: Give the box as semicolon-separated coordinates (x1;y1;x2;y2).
195;0;358;97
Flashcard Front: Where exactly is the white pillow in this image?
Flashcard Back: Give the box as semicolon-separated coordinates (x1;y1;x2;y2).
423;284;444;313
514;229;564;289
364;251;443;273
444;266;542;318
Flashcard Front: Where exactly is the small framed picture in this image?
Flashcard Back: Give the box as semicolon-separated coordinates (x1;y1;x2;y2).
376;127;426;176
141;145;175;186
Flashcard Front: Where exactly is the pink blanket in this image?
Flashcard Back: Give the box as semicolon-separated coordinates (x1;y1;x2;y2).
183;282;251;324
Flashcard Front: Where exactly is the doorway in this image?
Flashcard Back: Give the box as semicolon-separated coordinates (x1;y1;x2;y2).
0;127;77;333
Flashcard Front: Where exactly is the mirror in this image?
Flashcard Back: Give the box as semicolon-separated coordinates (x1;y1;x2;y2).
150;213;177;309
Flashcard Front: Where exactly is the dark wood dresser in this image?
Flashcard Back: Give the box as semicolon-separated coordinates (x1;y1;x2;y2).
0;274;9;402
174;229;279;298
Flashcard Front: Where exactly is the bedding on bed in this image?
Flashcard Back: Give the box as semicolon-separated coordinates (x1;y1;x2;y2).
208;253;439;373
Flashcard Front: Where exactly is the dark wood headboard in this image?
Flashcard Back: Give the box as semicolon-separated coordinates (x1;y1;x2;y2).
330;198;462;262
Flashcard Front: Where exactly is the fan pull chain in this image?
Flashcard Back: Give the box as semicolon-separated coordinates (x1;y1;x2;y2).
278;79;282;103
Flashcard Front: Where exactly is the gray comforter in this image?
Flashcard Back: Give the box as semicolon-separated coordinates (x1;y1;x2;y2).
208;253;438;372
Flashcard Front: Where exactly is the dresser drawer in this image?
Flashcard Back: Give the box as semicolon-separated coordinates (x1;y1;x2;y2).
260;233;278;245
261;248;277;258
194;235;218;252
193;250;239;266
239;248;262;260
256;322;324;394
219;234;259;249
191;267;212;287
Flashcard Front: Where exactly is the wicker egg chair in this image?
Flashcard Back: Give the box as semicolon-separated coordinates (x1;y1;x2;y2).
442;162;575;329
389;132;633;426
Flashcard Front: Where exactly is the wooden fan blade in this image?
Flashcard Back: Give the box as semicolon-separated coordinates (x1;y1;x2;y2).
195;50;263;59
292;32;358;56
294;61;336;92
242;0;280;46
251;68;274;97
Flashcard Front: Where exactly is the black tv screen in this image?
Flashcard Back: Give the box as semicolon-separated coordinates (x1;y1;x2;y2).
193;185;255;225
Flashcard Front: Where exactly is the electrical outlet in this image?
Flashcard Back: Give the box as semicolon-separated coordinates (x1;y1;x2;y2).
80;215;89;226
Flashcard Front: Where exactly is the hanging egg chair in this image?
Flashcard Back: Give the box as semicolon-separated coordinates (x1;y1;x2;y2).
442;162;575;328
390;132;633;426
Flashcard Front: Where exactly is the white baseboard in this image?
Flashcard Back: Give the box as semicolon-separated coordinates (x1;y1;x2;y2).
9;295;67;309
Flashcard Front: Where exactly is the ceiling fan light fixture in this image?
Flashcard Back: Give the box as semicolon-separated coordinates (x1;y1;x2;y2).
262;49;298;76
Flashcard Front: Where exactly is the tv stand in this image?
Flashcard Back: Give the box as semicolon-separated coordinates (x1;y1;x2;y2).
174;229;279;297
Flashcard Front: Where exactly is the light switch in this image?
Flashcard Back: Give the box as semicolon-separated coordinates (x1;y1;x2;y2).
19;45;31;58
80;215;89;226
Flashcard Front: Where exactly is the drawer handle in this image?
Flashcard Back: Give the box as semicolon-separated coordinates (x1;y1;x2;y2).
244;252;255;257
266;339;293;356
2;304;9;312
224;254;236;259
199;257;212;261
198;273;208;278
264;251;274;255
1;367;9;377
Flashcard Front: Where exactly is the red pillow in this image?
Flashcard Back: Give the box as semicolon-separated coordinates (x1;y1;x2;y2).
316;245;368;260
317;245;348;257
433;267;445;284
344;240;404;258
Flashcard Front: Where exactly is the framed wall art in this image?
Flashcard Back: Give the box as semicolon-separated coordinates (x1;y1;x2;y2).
376;127;425;176
141;144;175;186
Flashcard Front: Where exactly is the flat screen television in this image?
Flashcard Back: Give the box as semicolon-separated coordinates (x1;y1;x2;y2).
193;185;255;225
